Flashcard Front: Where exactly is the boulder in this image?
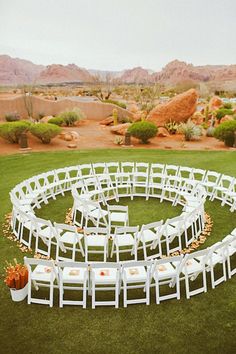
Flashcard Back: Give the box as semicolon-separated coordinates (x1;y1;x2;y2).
220;115;234;123
110;123;131;135
209;96;222;111
64;134;73;141
147;89;198;126
99;116;114;126
40;115;54;123
157;127;169;137
128;103;139;113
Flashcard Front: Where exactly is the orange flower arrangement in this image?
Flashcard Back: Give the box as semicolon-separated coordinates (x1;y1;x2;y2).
4;259;28;290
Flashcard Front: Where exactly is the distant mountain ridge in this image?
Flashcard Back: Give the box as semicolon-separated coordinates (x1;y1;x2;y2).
0;54;235;86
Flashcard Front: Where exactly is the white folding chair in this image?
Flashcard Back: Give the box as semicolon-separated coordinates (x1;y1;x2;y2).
211;175;235;202
121;260;151;307
111;226;139;262
147;163;166;199
151;255;183;304
179;249;208;299
137;220;163;260
115;172;133;198
24;257;58;307
84;227;109;262
201;170;221;197
206;242;228;289
162;216;185;255
222;232;236;278
58;261;88;308
54;223;84;261
90;262;121;308
32;217;57;257
108;205;129;233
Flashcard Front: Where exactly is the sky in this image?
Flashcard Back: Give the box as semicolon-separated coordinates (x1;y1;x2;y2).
0;0;235;71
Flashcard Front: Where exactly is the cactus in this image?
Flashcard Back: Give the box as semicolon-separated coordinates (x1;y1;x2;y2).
205;105;209;122
113;108;118;125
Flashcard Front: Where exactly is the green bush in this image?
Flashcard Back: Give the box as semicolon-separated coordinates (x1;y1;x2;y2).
102;99;126;109
216;108;234;120
59;108;85;127
214;120;236;147
5;112;20;122
48;117;64;126
30;123;61;144
128;121;157;144
164;120;179;135
223;102;232;109
0;121;30;143
178;120;202;141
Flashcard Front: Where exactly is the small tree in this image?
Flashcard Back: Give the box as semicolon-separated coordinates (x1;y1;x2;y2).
30;123;61;144
128;121;157;144
214;120;236;147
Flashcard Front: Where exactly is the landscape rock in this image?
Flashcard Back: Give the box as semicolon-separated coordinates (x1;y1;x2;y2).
99;116;114;125
147;89;198;126
220;115;234;123
209;96;222;111
110;123;131;135
40;115;54;123
157;127;169;137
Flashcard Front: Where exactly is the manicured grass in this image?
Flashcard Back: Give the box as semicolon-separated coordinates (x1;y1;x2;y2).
0;149;236;354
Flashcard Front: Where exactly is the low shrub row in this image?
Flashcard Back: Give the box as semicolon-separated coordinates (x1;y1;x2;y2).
0;122;61;144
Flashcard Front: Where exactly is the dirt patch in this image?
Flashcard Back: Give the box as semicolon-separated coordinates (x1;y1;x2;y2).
0;119;234;155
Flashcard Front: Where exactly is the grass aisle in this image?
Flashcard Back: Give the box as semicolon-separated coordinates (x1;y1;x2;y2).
0;149;236;354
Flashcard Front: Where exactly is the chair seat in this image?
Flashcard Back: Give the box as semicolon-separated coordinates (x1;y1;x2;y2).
182;259;203;275
116;234;134;246
207;252;224;266
93;268;118;283
154;262;177;279
62;267;87;282
110;212;127;223
39;226;54;239
60;231;83;244
140;229;156;243
32;264;56;282
89;209;108;219
86;235;107;247
123;266;147;282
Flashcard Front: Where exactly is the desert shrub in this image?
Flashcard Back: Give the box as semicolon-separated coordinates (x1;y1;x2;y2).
102;99;126;109
5;112;20;122
114;136;123;145
216;108;234;120
214;120;236;147
30;123;61;144
178;120;202;141
164;120;179;135
0;121;30;143
223;102;232;109
206;126;215;137
128;121;157;144
48;117;64;126
118;116;132;124
59;108;85;126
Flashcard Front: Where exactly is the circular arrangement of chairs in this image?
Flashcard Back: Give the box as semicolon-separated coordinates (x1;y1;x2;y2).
10;162;236;308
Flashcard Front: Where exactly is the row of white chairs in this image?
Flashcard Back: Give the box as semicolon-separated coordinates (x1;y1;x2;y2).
11;187;205;261
10;162;236;212
24;228;236;308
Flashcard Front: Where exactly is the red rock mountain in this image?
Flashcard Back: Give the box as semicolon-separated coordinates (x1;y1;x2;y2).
118;67;151;83
0;55;44;85
0;55;235;85
38;64;94;83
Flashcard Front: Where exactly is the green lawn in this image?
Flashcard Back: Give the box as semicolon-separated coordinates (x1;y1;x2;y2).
0;149;236;354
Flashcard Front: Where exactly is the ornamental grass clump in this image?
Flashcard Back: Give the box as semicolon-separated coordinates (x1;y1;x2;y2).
0;121;30;143
48;117;64;126
4;259;28;290
128;121;158;144
58;107;85;126
30;123;61;144
214;120;236;147
178;119;202;141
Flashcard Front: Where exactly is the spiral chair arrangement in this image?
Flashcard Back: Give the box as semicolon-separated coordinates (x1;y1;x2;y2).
9;162;236;308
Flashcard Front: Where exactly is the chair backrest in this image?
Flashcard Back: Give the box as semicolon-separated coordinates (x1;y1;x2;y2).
57;260;88;269
90;262;120;269
84;226;109;236
115;226;139;235
54;222;78;234
141;220;163;233
192;168;206;182
150;163;166;176
108;205;128;212
121;162;135;173
165;165;179;176
134;162;149;173
121;260;152;270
